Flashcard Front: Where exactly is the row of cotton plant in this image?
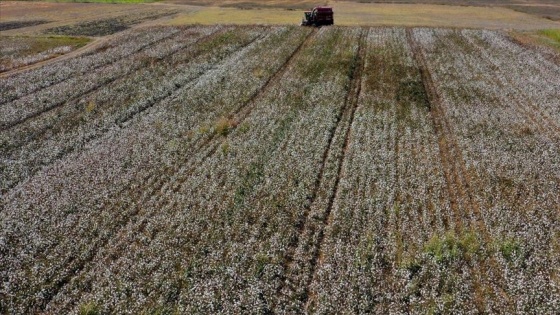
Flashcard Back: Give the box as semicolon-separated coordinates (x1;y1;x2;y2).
0;26;177;105
37;27;360;314
1;24;268;313
0;25;311;314
0;45;74;72
304;28;486;314
413;27;560;313
0;25;225;192
463;29;560;140
0;27;183;129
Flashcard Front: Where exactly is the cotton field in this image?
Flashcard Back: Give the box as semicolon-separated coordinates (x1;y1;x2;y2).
0;25;559;314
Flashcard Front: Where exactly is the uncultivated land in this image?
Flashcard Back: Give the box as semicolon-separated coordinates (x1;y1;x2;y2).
0;24;559;314
2;1;559;33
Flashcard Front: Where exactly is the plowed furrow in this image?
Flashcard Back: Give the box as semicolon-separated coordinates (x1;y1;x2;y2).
271;28;366;313
407;29;469;231
302;29;366;313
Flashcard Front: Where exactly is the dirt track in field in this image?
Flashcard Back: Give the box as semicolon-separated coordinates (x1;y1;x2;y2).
303;28;367;312
0;37;105;78
407;28;513;309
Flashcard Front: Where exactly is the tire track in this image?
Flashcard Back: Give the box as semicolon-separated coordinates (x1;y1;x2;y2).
407;28;512;311
406;29;468;233
28;29;267;312
39;28;316;312
269;29;366;313
302;29;366;313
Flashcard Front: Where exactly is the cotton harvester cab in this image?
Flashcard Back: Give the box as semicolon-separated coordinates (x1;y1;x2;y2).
301;7;334;26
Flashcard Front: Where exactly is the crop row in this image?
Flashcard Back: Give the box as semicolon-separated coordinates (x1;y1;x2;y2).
412;28;560;313
1;26;559;314
1;25;312;314
0;27;177;105
0;25;232;192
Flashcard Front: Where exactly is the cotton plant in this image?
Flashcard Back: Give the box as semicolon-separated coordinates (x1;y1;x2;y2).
1;25;310;314
1;25;559;314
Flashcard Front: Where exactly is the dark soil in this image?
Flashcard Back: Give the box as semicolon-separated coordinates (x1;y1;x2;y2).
0;20;50;31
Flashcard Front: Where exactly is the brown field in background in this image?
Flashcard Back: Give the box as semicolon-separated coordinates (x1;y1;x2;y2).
1;1;559;34
168;0;560;21
0;1;175;35
167;1;560;29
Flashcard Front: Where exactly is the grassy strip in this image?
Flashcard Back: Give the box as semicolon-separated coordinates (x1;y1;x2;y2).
539;28;560;45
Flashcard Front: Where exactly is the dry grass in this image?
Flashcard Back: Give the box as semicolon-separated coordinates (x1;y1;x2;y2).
169;1;560;29
330;1;560;29
1;0;558;32
510;28;560;55
169;6;302;25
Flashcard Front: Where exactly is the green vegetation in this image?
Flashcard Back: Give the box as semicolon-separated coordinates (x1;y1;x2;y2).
495;237;524;262
214;117;237;137
539;29;560;46
424;230;481;265
78;301;100;315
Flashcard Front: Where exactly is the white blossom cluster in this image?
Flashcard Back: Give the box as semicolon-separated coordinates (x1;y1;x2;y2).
0;25;226;192
411;28;560;313
1;26;559;314
1;25;312;314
